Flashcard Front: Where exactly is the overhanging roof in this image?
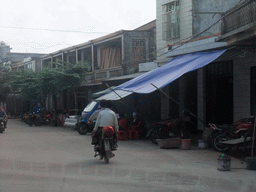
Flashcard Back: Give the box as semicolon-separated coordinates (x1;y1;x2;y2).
96;49;226;100
92;86;116;98
104;72;146;81
116;49;226;94
166;37;227;57
95;89;133;101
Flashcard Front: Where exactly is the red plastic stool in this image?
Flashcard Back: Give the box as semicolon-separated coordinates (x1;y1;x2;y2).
117;131;129;140
128;130;139;140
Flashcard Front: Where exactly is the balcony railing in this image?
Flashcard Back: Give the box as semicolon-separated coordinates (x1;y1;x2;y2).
84;67;123;82
222;0;256;35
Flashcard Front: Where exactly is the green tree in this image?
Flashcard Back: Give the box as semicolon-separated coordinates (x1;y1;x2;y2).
4;61;89;110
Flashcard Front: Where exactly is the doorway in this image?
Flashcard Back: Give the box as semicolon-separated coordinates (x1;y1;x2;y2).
206;61;233;124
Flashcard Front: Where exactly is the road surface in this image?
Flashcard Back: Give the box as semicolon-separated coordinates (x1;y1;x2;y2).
0;119;255;192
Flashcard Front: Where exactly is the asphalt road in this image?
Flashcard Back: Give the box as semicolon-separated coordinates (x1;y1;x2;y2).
0;119;255;192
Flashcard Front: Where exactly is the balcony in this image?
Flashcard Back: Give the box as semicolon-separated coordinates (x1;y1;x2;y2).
221;0;256;38
84;67;123;84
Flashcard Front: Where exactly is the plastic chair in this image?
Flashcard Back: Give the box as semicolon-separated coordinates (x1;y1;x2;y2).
128;129;139;140
117;131;129;140
128;121;141;140
118;117;129;140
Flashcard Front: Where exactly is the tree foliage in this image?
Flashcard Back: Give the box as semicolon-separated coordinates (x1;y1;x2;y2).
4;61;89;100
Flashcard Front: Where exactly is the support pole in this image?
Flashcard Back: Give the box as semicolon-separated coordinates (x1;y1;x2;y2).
105;83;123;100
151;83;206;126
252;112;256;157
104;83;133;111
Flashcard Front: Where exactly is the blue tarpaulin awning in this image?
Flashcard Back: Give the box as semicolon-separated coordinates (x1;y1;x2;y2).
97;49;226;100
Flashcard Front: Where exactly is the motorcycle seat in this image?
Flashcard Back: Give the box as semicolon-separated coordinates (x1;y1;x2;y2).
217;124;246;131
216;124;234;130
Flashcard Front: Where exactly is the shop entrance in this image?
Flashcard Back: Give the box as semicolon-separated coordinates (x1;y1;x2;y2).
206;61;233;124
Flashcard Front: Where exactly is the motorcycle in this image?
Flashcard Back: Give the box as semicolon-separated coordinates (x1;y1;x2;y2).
93;126;116;163
32;110;54;126
146;112;196;144
23;112;34;126
209;118;253;153
0;116;6;133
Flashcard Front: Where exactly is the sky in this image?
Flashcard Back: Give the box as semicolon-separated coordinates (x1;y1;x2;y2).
0;0;156;54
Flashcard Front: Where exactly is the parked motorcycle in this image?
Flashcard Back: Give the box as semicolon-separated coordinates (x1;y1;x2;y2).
93;126;116;163
146;112;196;144
32;110;53;126
22;109;54;126
77;101;99;135
209;118;253;153
0;117;6;133
77;120;95;135
23;112;34;126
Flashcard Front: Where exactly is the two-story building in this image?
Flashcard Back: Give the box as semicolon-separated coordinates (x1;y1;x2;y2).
41;20;156;112
156;0;256;130
0;43;45;117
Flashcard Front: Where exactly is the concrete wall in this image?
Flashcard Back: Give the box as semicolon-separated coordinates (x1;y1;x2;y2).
180;0;193;40
156;0;170;63
156;0;193;63
123;31;154;74
156;0;241;62
192;0;240;37
233;52;256;120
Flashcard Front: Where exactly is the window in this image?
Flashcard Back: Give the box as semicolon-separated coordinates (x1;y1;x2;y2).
162;1;180;40
131;39;146;63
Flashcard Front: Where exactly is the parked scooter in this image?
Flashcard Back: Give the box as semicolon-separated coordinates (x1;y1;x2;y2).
77;101;99;135
209;118;253;152
146;112;196;144
93;126;116;163
77;120;95;135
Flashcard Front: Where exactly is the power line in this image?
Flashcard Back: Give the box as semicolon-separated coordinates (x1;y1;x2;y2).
0;25;109;34
157;0;246;58
3;0;246;61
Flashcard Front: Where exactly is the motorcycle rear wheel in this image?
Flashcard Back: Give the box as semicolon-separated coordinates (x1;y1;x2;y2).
213;133;230;152
104;155;109;163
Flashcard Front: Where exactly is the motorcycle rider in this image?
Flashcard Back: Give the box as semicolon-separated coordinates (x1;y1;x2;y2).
87;105;104;125
85;103;105;133
91;100;119;149
0;105;7;128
